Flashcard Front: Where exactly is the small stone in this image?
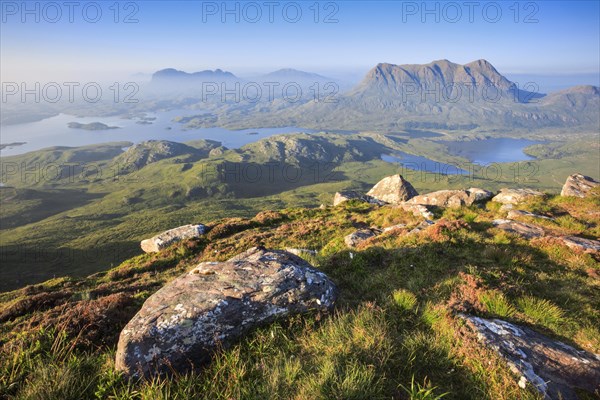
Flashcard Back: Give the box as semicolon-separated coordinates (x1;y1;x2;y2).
344;229;378;247
507;209;554;221
492;219;545;239
333;191;384;206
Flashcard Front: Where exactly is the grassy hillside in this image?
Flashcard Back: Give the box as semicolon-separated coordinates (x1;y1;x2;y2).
1;133;598;291
0;190;599;399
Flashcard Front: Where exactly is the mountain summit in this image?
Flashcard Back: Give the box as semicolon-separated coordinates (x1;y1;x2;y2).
353;59;518;101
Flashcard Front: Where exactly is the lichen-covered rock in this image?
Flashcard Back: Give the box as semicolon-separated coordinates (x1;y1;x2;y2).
406;188;492;208
560;235;600;253
344;229;378;247
115;247;337;378
492;188;545;205
492;219;545;239
332;191;384;206
461;315;600;400
140;224;207;253
560;173;599;198
367;174;418;204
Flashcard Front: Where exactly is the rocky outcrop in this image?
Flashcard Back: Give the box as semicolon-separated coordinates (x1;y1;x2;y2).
561;173;599;197
492;219;545;239
333;191;385;206
492;188;545;205
115;247;337;379
366;174;418;204
406;188;492;208
344;229;379;247
461;315;600;400
140;224;207;253
559;236;600;253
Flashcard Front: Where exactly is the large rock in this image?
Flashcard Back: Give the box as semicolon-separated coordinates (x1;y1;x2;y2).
492;219;545;239
366;174;418;204
333;191;384;206
492;188;545;205
461;315;600;399
560;173;599;198
115;247;337;379
140;224;207;253
406;188;492;208
344;229;378;247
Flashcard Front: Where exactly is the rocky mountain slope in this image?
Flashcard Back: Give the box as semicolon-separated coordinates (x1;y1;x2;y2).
224;59;600;131
1;174;598;399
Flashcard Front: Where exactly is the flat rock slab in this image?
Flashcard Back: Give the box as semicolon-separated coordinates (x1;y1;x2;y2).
561;173;599;198
507;210;555;221
333;191;385;206
492;219;545;239
461;315;600;400
115;247;337;379
492;188;545;205
406;188;492;208
141;224;207;253
367;174;418;204
345;229;378;247
560;236;600;253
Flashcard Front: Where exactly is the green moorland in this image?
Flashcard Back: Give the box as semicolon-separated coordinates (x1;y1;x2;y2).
0;189;599;399
0;131;599;292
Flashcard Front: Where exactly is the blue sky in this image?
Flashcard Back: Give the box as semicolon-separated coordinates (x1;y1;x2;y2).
1;0;599;83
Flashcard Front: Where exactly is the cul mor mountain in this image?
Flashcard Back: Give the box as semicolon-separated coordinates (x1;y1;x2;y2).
150;59;600;131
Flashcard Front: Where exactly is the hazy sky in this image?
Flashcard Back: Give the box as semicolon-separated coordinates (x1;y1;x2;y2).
1;0;599;83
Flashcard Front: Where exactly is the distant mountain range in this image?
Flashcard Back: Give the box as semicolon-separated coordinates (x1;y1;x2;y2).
142;60;598;131
246;59;600;131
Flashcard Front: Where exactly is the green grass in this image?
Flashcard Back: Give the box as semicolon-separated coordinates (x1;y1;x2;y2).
0;133;598;399
517;296;565;329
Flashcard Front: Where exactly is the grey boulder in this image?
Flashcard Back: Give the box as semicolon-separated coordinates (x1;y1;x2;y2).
492;219;545;239
406;188;492;208
140;224;207;253
367;174;418;204
492;188;545;205
462;315;600;400
115;247;337;379
561;173;599;198
560;235;600;253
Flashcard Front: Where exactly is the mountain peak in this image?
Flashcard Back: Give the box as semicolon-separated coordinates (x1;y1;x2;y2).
359;59;514;94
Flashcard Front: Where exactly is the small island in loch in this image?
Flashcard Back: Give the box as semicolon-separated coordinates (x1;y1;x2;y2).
67;122;120;130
